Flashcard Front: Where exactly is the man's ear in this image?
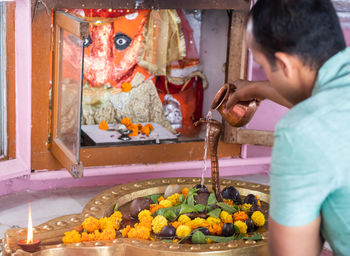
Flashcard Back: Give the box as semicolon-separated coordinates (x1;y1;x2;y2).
274;52;295;78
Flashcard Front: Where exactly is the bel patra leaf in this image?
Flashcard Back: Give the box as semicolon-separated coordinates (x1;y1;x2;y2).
205;234;241;243
194;204;206;212
216;202;238;214
207;192;217;205
243;232;262;241
150;194;161;204
207;208;221;218
179;204;198;214
164;209;177;221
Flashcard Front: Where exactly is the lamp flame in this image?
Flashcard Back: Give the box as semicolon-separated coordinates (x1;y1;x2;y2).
26;203;33;244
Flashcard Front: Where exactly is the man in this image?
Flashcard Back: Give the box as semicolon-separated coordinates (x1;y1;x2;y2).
225;0;350;255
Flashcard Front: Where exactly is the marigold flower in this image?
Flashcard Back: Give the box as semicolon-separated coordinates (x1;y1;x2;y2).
159;199;172;208
171;221;182;229
251;211;265;227
241;203;252;212
234;220;247;234
173;239;179;243
233;211;249;222
136;123;143;129
99;120;109;130
62;230;82;244
178;214;191;224
121;225;131;237
121;82;132;92
99;217;114;230
138;210;152;221
81;231;94;242
121;117;132;127
127;225;151;240
110;211;123;230
208;223;223;236
190;218;209;229
128;124;139;137
206;238;214;244
166;193;181;205
82;216;100;232
181;188;189;198
220;211;233;223
100;228;116;240
256;195;262;206
137;216;154;230
223;199;234;206
176;225;192;238
206;216;222;225
158;196;165;202
152;215;168;234
150;204;164;214
141;126;151;136
144;123;154;131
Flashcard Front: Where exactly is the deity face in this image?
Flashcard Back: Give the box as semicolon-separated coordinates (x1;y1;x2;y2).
83;10;150;88
163;94;183;130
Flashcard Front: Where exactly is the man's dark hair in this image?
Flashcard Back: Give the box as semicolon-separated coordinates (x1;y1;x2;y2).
250;0;346;70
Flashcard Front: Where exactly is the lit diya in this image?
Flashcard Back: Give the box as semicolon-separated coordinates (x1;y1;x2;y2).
17;204;41;252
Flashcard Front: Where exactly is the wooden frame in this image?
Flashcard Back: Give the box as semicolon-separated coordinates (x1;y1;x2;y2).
0;2;16;161
31;1;251;172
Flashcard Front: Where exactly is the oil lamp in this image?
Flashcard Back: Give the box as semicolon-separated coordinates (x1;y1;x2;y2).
17;204;41;252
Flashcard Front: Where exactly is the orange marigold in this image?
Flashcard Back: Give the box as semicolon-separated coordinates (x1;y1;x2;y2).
150;204;164;214
82;216;99;232
121;225;131;237
99;120;109;130
100;228;116;240
233;211;249;222
140;126;151;136
110;211;123;230
223;199;234;206
181;188;189;198
158;196;165;202
208;223;223;236
127;225;151;240
121;82;132;92
121;117;132;127
128;124;139;137
256;195;262;206
144;123;154;131
171;221;181;229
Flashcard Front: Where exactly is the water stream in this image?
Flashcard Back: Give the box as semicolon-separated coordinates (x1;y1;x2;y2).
201;110;212;187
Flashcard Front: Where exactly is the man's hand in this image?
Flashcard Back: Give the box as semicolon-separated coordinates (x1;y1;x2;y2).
268;216;323;256
224;79;293;109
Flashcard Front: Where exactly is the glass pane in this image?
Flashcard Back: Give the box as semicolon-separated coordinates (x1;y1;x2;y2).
56;28;83;160
0;2;7;157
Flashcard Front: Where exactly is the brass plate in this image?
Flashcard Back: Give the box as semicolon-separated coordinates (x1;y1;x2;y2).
2;177;270;256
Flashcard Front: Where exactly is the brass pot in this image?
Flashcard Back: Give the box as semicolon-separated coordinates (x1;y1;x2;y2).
211;84;258;127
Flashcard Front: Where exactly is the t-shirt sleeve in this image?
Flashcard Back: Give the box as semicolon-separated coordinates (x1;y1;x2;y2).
269;126;332;226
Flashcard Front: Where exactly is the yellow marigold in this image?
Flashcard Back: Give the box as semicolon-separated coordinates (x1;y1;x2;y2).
99;217;114;230
121;225;131;237
208;223;223;236
100;228;116;240
206;238;214;244
241;203;252;212
150;204;164;214
121;82;132;92
181;187;189;198
158;196;164;202
121;117;132;127
206;216;222;225
223;199;234;206
82;216;99;233
176;225;192;238
81;231;94;242
159;199;172;208
173;239;179;243
110;211;123;230
127;225;151;240
138;209;152;222
178;214;191;224
234;220;247;234
171;221;181;229
167;193;181;205
152;215;168;234
256;195;262;206
233;211;249;222
62;230;81;244
99;120;109;130
220;211;233;224
251;211;265;227
190;218;209;229
140;126;151;136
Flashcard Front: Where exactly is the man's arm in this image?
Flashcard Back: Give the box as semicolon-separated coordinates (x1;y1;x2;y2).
224;80;293;109
268;215;323;256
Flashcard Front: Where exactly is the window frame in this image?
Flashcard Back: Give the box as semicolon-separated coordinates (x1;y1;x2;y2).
31;0;250;173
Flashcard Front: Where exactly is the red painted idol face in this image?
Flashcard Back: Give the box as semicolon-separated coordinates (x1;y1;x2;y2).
82;10;150;88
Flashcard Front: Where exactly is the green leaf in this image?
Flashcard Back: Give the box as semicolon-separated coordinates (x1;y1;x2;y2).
150;194;161;204
161;239;174;243
205;234;240;243
243;232;262;241
179;204;198;214
164;209;177;221
207;208;221;218
216;202;238;214
207;192;217;205
113;203;119;212
234;224;240;234
205;205;214;212
187;194;195;207
194;204;206;212
155;207;167;217
179;194;185;203
192;231;206;244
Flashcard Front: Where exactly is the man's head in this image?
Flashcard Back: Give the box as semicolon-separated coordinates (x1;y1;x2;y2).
247;0;346;103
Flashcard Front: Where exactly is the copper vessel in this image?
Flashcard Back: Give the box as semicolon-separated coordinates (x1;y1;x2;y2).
211;84;258;127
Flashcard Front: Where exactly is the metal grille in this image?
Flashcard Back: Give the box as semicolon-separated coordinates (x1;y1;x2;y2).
0;2;7;158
